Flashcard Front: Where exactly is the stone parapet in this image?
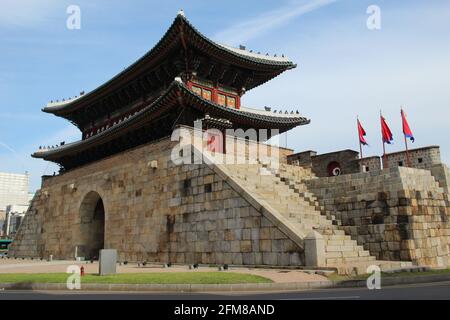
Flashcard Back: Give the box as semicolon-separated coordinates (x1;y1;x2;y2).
386;146;441;170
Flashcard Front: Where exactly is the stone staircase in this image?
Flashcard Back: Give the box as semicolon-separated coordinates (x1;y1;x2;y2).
264;163;339;223
225;163;412;274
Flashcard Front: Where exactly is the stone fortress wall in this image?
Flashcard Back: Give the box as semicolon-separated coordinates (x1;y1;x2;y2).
305;167;450;267
287;145;450;267
288;146;443;177
9;128;450;272
9;134;304;266
287;150;360;177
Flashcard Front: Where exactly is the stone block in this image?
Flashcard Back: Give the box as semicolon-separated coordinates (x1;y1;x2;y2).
304;231;325;267
242;253;255;265
240;240;252;252
232;253;243;264
262;252;278;265
224;230;234;241
271;240;283;252
230;241;241;253
242;228;252;240
260;228;271;239
259;240;271;252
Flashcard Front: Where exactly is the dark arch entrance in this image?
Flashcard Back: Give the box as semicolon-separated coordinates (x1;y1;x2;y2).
79;191;105;260
327;161;342;177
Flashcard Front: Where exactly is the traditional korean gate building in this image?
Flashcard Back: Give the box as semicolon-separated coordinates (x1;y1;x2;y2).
10;12;450;274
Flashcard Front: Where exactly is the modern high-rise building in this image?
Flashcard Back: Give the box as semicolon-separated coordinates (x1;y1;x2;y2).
0;172;30;213
4;204;29;237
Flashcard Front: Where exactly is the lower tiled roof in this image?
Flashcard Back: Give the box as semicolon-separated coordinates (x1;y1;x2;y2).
34;80;309;160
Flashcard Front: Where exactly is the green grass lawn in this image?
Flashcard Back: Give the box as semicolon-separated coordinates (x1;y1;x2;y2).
0;272;271;285
328;269;450;281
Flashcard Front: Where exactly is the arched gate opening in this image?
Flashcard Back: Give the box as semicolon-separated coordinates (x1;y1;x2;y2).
78;191;105;260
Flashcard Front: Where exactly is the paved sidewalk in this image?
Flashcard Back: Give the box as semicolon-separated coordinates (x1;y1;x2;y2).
0;259;327;283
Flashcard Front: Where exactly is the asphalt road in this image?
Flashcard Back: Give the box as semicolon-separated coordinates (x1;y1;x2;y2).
0;281;449;300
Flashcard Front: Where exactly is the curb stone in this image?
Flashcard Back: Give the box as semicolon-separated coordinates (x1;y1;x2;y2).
0;274;449;292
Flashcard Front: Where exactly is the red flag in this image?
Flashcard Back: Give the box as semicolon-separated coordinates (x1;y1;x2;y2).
357;119;368;146
381;115;393;144
401;109;415;142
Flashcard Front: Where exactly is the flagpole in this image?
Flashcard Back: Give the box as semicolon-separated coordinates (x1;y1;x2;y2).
357;116;363;159
404;134;410;167
402;108;411;167
360;139;363;159
381;110;388;169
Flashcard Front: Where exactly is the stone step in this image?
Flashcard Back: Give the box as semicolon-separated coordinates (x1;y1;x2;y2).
325;244;366;253
251;190;301;198
254;195;302;203
286;211;322;218
290;220;331;229
330;260;414;276
245;184;295;193
326;255;376;265
325;250;371;259
318;228;345;236
287;211;327;219
324;233;352;240
275;203;320;212
325;239;357;246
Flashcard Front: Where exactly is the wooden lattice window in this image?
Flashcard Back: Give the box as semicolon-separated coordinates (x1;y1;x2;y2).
192;86;202;96
218;94;226;106
226;96;236;108
202;89;212;101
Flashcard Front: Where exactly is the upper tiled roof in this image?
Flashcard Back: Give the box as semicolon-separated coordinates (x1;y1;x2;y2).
43;12;296;115
216;43;293;64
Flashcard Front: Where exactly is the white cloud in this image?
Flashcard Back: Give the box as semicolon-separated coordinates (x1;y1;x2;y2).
213;0;338;45
0;0;61;28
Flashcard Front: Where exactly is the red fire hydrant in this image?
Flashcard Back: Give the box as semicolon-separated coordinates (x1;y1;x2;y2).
80;265;85;277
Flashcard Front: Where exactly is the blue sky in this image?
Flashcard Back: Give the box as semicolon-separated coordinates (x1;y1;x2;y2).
1;0;449;192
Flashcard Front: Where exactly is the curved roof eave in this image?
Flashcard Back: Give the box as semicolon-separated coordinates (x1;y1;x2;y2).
34;81;309;160
42;12;296;116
